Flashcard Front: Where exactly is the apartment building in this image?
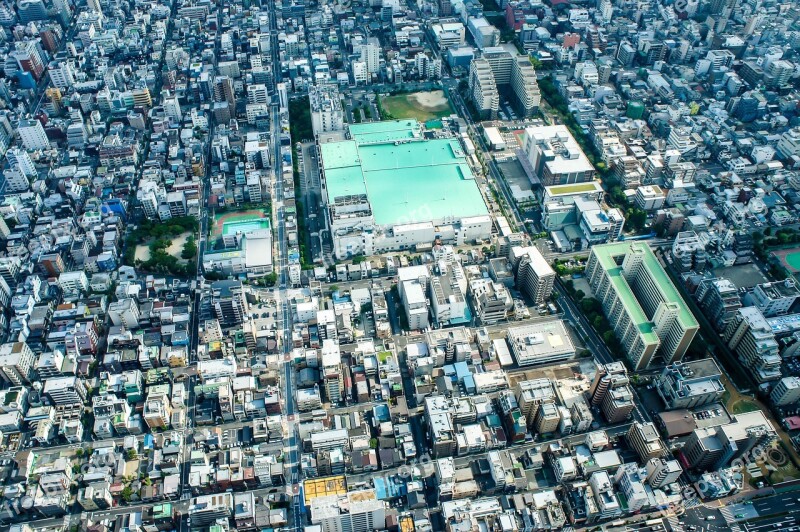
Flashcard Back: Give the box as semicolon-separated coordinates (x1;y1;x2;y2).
510;246;555;305
586;242;699;370
309;83;344;137
724;307;781;383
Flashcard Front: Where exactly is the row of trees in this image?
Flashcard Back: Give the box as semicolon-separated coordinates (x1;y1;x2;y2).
563;280;622;352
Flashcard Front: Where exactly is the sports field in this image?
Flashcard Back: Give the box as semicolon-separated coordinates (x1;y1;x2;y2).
772;247;800;273
212;210;269;238
381;91;453;122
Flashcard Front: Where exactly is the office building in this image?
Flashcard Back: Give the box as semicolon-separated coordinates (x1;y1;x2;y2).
506;321;575;366
627;422;667;464
510;246;555;304
644;458;683;488
585;242;699;370
655;359;725;410
521;126;595;186
310;489;387;532
682;412;777;471
724;307;781;383
770;376;800;406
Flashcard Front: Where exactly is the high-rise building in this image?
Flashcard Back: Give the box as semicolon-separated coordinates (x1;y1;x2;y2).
468;48;540;119
589;362;635;423
246;83;269;105
0;342;35;385
585;242;699;370
510;246;555;305
321;340;343;404
48;61;75;89
6;147;36;176
17;118;50;151
309;84;344;137
724;307;781;383
644;457;683;488
627;422;667;464
211;280;247;327
357;42;381;77
695;278;742;331
16;0;48;22
770;376;800;406
682;412;776;471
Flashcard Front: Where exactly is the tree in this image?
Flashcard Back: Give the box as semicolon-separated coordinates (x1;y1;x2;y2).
602;330;617;346
126;449;138;461
574;290;585;301
121;486;133;503
181;236;198;259
75;448;84;458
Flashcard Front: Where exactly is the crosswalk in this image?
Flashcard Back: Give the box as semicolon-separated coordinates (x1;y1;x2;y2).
720;506;744;532
667;514;684;531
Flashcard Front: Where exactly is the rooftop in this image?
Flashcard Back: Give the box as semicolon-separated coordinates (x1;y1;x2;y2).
592;242;698;332
320;120;488;226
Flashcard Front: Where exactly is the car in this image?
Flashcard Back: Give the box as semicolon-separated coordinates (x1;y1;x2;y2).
736;514;744;518
706;516;716;520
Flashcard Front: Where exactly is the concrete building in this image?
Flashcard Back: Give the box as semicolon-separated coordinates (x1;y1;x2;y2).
319;121;491;259
682;412;777;471
655;359;725;410
589;362;635;423
506;321;575;366
309;489;387;532
469;47;540;119
521;126;595;186
747;280;800;317
0;342;36;385
17;118;50;151
586;242;699;370
627;422;667;464
510;246;555;304
695;278;742;332
309;84;344;137
211;280;248;327
770;376;800;406
724;307;781;383
644;457;683;488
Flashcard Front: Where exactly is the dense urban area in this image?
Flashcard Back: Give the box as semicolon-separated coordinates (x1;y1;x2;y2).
4;0;800;531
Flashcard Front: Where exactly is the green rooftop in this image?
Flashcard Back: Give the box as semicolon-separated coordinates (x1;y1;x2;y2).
321;120;489;226
592;242;698;328
546;182;602;195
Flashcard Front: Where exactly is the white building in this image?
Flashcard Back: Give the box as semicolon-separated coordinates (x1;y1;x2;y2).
506;321;575;366
17;118;51;151
309;84;344;137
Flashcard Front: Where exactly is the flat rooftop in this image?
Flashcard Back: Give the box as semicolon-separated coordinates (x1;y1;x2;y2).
321;120;489;226
545;182;603;196
592;242;698;332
